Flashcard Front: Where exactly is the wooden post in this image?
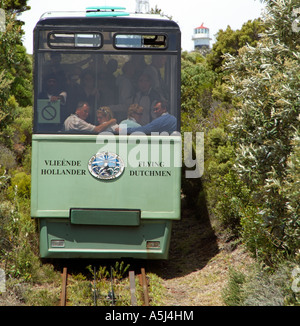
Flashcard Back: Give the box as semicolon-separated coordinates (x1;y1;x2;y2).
129;271;137;306
141;268;149;306
60;267;68;306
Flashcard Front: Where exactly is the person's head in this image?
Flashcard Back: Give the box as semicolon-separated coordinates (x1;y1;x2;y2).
122;61;135;77
50;53;62;65
68;65;82;85
152;55;167;68
107;59;118;74
44;74;58;92
75;102;90;121
97;106;113;124
128;104;144;124
47;77;57;89
137;73;152;93
81;70;95;87
153;100;167;118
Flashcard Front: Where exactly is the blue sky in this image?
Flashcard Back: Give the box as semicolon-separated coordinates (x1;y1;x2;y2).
20;0;265;53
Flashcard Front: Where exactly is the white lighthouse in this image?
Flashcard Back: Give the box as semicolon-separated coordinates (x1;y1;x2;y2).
192;23;211;50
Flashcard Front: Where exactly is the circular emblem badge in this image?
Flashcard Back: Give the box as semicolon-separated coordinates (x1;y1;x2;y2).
88;152;125;180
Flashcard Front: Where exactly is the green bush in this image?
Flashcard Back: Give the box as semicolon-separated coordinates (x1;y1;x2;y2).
203;125;250;236
224;0;300;264
2;105;32;155
7;171;31;199
0;144;17;170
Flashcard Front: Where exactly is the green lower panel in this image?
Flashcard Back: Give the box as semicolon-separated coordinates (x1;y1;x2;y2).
39;219;172;259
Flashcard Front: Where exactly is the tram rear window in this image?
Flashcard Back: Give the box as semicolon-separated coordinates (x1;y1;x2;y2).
48;33;102;48
115;34;167;49
34;52;179;135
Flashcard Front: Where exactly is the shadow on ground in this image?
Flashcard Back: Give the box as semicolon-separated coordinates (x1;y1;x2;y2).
146;200;219;279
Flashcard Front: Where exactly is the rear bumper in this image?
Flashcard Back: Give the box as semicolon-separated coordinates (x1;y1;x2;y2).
39;218;173;259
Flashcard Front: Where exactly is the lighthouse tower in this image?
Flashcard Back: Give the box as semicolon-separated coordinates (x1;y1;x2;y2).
192;23;211;50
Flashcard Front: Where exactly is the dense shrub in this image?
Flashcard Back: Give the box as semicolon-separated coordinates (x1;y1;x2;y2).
224;0;300;263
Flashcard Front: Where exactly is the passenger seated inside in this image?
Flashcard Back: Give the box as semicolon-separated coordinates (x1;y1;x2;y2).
96;106;119;133
117;100;177;135
119;104;144;128
64;102;116;133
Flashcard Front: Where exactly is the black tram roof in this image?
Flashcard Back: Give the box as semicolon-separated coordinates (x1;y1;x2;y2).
35;15;180;31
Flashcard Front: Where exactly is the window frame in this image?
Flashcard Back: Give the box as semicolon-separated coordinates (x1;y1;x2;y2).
113;33;168;50
47;32;103;49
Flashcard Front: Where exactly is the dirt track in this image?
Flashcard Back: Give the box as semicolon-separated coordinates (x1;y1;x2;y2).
148;206;253;306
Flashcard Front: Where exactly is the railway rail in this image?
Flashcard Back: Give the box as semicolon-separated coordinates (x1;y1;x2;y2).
60;266;150;306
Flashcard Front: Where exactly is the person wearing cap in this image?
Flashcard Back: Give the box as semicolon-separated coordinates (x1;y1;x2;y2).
119;104;144;128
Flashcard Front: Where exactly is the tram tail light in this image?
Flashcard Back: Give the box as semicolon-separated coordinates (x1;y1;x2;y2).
51;239;65;248
146;241;160;249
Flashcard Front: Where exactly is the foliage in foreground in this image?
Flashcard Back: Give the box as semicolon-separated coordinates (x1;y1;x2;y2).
223;0;300;264
222;261;300;306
